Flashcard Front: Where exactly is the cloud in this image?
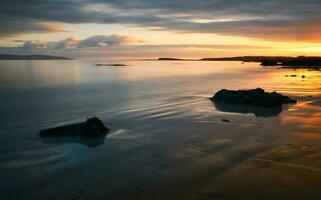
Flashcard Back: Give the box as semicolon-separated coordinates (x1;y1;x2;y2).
0;20;66;37
0;38;275;59
76;35;140;48
52;37;79;49
17;34;142;50
152;18;321;42
0;1;321;41
22;40;49;49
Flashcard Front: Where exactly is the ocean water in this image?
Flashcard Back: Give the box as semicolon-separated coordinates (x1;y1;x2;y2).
0;60;320;200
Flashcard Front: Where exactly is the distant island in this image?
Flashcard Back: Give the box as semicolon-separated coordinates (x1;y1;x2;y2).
95;63;127;66
0;54;73;60
158;57;184;61
157;57;198;61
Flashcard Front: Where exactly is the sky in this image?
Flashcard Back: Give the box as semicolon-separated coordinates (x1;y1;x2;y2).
0;0;321;59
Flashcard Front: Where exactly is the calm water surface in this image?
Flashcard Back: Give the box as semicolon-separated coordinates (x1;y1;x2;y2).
0;60;320;200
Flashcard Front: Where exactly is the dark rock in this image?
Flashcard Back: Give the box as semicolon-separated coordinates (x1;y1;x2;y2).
39;117;109;148
221;119;231;123
211;88;296;107
301;75;306;78
40;117;109;138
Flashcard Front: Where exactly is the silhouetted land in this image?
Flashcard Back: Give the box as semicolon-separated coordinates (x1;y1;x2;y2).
155;56;321;68
96;63;127;66
0;54;73;60
158;57;184;61
157;57;199;61
201;56;321;67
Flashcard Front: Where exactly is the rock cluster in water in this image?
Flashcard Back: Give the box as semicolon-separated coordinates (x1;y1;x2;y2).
211;88;296;107
40;117;109;138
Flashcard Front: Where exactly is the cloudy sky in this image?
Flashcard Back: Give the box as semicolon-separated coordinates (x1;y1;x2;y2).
0;0;321;59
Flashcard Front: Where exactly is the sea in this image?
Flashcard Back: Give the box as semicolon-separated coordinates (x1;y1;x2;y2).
0;60;320;199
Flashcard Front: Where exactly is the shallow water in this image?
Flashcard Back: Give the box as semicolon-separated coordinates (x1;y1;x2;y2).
0;60;320;200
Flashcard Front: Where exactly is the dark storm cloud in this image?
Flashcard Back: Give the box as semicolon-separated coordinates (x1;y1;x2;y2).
1;0;321;41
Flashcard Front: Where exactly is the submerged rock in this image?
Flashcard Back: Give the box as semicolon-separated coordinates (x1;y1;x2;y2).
211;88;296;107
40;117;109;138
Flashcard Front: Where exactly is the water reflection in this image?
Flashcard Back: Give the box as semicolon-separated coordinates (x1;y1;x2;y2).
152;99;321;200
281;100;321;139
0;60;84;89
212;101;290;117
39;136;106;148
251;68;321;96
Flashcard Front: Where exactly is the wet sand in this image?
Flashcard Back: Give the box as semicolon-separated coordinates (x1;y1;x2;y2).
107;100;321;200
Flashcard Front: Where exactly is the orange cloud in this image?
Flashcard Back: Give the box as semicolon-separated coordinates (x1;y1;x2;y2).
35;22;66;33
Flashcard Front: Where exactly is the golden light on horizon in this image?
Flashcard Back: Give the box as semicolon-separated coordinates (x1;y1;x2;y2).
0;1;321;58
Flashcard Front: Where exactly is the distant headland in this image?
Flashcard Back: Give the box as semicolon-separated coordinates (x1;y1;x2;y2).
0;54;73;60
201;56;321;68
156;56;321;68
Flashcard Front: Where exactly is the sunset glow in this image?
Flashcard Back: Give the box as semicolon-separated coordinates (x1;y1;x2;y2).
1;2;321;200
0;1;320;59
